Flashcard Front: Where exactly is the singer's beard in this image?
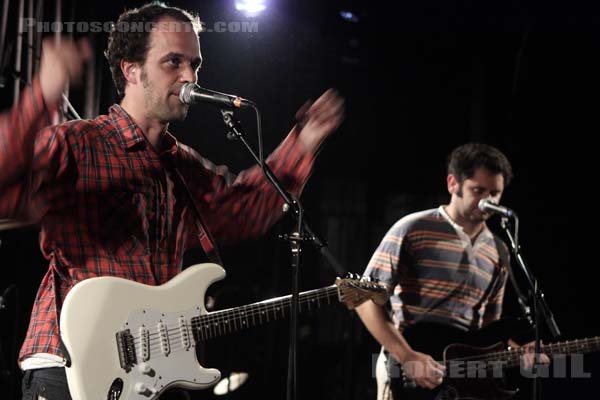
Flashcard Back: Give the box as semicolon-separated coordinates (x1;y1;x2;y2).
165;96;189;121
470;208;489;224
456;205;487;226
141;70;189;122
147;95;188;122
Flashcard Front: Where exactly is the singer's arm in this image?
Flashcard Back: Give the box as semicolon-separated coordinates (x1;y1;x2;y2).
0;39;89;219
0;78;53;188
178;125;315;243
294;89;344;154
178;89;344;243
356;221;445;389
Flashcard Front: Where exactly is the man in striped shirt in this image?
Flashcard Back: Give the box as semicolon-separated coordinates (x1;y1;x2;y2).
357;143;523;399
1;3;344;399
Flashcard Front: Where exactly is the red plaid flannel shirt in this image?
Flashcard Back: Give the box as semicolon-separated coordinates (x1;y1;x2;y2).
0;79;315;363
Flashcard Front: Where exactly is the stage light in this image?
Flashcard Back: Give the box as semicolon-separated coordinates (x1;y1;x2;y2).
339;10;359;23
235;0;266;16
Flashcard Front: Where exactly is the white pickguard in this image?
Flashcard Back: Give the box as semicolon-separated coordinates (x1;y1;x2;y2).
60;263;225;400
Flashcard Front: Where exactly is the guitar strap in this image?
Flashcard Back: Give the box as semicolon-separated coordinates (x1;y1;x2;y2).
170;164;224;266
492;234;530;319
468;235;510;321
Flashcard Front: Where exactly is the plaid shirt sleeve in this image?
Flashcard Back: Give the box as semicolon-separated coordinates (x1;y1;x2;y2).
0;78;58;219
179;125;316;244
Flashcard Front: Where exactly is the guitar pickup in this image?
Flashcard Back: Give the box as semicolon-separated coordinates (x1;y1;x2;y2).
179;316;191;350
139;326;150;361
115;329;137;371
158;321;170;356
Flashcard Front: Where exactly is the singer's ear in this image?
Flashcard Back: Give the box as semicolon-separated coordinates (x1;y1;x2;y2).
447;174;459;195
120;60;140;87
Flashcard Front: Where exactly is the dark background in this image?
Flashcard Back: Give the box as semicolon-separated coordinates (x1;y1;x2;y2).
0;0;590;398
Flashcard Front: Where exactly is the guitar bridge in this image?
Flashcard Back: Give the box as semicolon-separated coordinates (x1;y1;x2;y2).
115;329;137;371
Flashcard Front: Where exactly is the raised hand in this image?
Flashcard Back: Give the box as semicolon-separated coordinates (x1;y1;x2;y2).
295;88;345;153
39;37;92;104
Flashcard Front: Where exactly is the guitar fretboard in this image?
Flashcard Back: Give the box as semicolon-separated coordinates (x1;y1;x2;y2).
190;285;339;341
447;337;600;369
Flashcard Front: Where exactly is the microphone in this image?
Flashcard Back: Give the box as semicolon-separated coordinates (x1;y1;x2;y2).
478;199;516;218
179;83;254;109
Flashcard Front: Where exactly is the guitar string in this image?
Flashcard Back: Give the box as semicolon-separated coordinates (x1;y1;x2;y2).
129;282;379;344
122;312;599;367
126;286;365;359
126;304;599;365
135;335;599;372
400;339;600;384
402;338;600;383
136;297;344;358
439;337;600;364
122;283;382;361
131;287;339;343
193;292;338;332
129;288;342;350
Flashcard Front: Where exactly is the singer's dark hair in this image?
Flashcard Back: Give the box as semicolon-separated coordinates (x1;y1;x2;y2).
104;2;202;97
447;143;513;186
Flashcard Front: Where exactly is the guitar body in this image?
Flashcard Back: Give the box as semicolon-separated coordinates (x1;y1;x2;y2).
391;320;530;400
60;263;225;400
60;262;387;400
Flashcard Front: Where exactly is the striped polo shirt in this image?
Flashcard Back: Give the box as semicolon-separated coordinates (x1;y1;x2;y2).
364;206;509;331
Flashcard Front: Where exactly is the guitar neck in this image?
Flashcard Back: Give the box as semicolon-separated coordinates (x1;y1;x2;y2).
454;337;600;369
190;285;339;341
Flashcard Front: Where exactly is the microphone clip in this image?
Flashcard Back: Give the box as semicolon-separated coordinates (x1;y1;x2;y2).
220;109;245;141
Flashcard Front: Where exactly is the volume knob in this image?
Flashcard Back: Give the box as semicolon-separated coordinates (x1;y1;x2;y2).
138;363;153;375
134;382;148;394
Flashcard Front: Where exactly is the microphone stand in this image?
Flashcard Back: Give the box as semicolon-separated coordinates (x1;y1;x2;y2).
0;240;17;398
500;215;561;400
219;109;345;400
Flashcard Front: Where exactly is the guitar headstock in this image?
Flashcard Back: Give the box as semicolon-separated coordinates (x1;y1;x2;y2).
335;274;389;309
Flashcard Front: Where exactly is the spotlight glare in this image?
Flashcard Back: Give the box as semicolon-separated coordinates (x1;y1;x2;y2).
340;10;359;23
235;0;266;16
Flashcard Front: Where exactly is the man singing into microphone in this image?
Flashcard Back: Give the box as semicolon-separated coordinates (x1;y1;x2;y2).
356;143;547;400
0;3;344;399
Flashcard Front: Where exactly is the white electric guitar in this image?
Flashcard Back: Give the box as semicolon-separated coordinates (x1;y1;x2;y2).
60;263;387;400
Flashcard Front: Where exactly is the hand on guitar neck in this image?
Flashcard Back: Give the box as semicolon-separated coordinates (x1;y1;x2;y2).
507;339;551;371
